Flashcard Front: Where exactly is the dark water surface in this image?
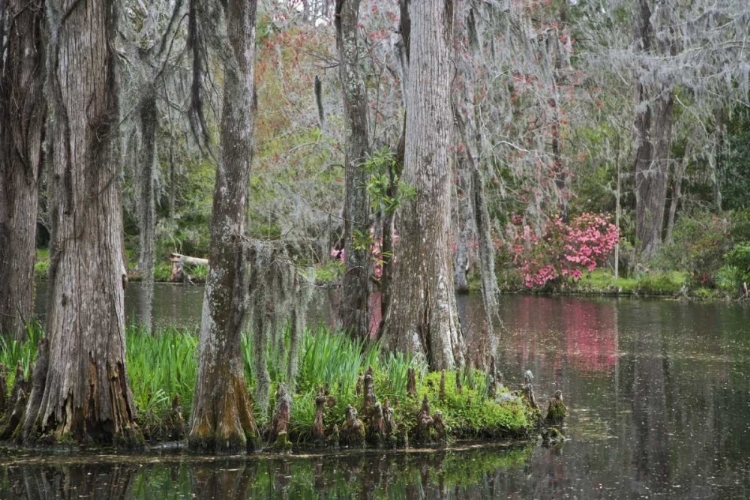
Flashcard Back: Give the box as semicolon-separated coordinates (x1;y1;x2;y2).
16;286;750;499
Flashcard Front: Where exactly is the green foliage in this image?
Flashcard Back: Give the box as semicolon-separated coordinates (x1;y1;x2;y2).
635;272;685;295
724;243;750;288
722;105;750;211
0;322;44;385
657;211;731;285
1;325;534;442
730;209;750;242
313;260;344;284
126;326;199;418
34;249;49;279
361;148;415;215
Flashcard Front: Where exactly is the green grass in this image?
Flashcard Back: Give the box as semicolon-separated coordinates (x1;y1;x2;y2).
34;248;49;279
0;324;535;444
562;269;688;296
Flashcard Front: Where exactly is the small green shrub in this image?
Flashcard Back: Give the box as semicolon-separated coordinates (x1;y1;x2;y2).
657;211;731;286
636;272;684;295
725;243;750;287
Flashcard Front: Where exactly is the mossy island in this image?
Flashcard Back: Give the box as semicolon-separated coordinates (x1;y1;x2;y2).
0;326;564;452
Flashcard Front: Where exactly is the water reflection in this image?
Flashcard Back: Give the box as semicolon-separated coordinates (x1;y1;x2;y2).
26;288;750;498
1;446;535;499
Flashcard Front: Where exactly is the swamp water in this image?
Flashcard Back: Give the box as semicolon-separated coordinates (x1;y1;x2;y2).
8;285;750;498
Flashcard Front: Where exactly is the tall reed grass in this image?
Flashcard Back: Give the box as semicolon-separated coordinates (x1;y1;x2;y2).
1;323;425;426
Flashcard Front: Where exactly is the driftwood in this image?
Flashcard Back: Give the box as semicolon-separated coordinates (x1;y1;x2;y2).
169;253;209;282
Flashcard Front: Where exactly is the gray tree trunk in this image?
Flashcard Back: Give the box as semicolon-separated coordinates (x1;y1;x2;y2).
23;0;141;445
453;158;472;294
383;0;464;370
454;0;499;328
665;142;690;244
0;0;45;340
137;87;158;332
188;0;259;454
633;0;676;260
335;0;371;338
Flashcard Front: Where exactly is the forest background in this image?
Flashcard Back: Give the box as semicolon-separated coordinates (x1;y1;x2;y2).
10;0;750;316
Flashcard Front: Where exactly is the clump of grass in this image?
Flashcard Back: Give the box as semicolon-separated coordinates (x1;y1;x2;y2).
126;326;198;418
0;321;44;386
1;324;536;444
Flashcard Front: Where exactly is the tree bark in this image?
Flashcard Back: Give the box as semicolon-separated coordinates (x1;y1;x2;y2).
137;87;158;332
188;0;259;454
634;83;674;260
453;158;472;294
633;0;675;260
23;0;141;445
383;0;465;370
453;0;499;329
665;142;690;244
0;0;45;340
335;0;371;338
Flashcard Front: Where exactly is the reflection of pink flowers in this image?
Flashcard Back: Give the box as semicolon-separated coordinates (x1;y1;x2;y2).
507;297;617;373
507;213;619;288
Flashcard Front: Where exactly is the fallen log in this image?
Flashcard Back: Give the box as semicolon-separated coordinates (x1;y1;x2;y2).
169;253;209;282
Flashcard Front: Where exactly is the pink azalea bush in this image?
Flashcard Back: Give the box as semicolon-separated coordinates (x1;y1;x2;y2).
510;213;619;288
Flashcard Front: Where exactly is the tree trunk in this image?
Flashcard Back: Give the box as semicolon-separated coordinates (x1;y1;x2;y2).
23;0;141;446
188;0;259;454
453;0;499;328
633;0;675;260
665;142;690;244
0;0;45;341
137;87;158;332
378;6;410;339
335;0;371;338
453;158;472;294
383;0;464;370
634;84;674;260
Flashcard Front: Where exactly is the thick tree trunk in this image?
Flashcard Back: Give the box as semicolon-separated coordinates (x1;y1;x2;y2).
22;0;141;446
188;0;259;454
634;84;674;260
335;0;371;338
633;0;675;260
137;88;158;332
383;0;464;370
0;0;45;340
378;9;411;339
